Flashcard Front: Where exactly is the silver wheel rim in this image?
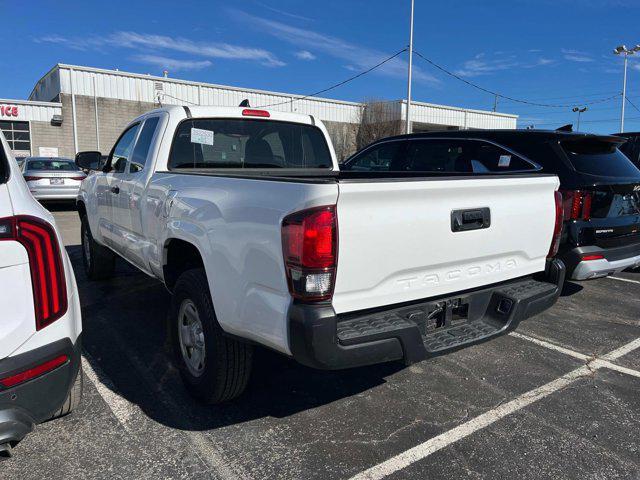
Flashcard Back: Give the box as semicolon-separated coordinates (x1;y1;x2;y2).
83;227;91;266
177;299;206;377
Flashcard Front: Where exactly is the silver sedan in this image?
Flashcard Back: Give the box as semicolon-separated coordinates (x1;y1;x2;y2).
22;157;87;201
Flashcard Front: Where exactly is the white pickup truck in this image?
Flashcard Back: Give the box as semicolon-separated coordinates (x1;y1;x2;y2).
76;105;565;403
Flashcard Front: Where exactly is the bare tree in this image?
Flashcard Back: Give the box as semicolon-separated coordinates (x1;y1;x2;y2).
325;122;359;162
356;99;403;151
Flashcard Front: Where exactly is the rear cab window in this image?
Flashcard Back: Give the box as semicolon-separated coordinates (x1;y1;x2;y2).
168;118;333;170
345;138;538;174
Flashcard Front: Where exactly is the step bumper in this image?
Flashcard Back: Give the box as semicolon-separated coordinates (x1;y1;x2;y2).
288;259;565;370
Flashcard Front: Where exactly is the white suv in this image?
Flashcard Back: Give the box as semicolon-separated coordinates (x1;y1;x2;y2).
0;133;82;455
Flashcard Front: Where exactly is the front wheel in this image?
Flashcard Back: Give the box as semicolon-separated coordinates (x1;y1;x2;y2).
170;268;253;404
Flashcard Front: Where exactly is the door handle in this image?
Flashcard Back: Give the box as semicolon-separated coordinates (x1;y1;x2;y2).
111;186;120;194
451;208;491;232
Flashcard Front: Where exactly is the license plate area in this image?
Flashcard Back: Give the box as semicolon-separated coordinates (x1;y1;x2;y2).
50;178;64;185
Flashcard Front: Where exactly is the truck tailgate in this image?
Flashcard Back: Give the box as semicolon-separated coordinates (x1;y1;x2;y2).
332;175;559;314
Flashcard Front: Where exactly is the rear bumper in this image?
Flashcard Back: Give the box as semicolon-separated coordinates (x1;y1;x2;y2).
563;243;640;280
0;336;81;448
29;186;80;200
289;259;565;370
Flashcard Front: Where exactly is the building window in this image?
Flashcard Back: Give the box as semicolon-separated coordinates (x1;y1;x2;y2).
0;121;31;156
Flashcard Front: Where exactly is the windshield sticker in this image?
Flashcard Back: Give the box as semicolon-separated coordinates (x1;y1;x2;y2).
498;155;511;167
191;128;214;146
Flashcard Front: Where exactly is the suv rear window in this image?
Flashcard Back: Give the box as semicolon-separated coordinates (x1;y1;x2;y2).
561;139;640;178
169;119;332;170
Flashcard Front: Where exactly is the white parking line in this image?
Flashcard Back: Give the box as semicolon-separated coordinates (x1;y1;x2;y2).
591;359;640;379
81;352;137;430
509;332;591;362
607;276;640;285
349;366;591;480
82;347;246;479
348;335;640;480
511;333;640;379
602;337;640;360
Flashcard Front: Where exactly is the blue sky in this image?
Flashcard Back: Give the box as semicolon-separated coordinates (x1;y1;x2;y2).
2;0;640;133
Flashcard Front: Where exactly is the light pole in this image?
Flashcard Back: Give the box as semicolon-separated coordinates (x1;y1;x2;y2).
613;44;640;133
405;0;415;134
572;106;587;131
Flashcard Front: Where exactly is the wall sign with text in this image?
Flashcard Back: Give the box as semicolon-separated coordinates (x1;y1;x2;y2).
0;105;19;117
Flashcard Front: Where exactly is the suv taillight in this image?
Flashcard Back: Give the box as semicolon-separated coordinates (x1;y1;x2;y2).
0;215;67;329
561;189;592;221
548;191;564;258
282;206;337;301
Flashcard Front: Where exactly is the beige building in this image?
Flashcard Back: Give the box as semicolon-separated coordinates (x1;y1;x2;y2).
0;63;518;161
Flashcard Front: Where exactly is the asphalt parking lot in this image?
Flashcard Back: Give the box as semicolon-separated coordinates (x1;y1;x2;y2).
3;204;640;480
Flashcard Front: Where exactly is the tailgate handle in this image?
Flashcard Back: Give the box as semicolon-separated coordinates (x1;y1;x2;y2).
451;208;491;232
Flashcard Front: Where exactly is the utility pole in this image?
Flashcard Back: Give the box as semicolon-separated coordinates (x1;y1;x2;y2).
613;44;640;133
621;52;628;133
493;94;498;112
405;0;415;134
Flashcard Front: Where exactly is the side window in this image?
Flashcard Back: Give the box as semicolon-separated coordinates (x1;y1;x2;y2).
347;141;405;171
404;139;535;173
110;124;140;173
130;117;160;173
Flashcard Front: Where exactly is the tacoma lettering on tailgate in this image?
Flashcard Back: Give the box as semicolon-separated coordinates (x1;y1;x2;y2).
396;259;518;290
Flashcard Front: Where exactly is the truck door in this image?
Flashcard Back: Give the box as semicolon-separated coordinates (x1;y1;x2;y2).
117;115;163;270
100;123;140;250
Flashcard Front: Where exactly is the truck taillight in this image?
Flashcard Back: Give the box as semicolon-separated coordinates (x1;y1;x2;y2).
561;190;592;221
0;216;67;329
548;191;564;258
282;206;337;301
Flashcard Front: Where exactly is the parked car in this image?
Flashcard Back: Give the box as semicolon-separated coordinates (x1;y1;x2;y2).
0;134;82;454
21;157;86;201
76;105;564;403
356;130;640;280
615;132;640;169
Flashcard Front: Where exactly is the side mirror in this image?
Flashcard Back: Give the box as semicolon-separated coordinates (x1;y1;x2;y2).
75;151;104;171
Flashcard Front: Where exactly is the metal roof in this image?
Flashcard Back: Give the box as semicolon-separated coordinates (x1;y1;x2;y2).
28;64;518;129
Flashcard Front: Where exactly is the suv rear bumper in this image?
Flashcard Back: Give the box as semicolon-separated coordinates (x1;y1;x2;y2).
0;336;81;449
563;243;640;280
289;259;565;370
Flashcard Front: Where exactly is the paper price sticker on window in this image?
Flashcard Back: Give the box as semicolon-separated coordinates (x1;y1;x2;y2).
191;128;214;146
498;155;511;167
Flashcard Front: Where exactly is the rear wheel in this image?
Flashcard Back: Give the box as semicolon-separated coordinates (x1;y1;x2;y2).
170;268;253;404
81;216;115;280
49;366;83;420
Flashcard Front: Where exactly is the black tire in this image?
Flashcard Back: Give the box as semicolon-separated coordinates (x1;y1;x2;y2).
81;215;115;280
170;268;253;404
50;367;83;420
